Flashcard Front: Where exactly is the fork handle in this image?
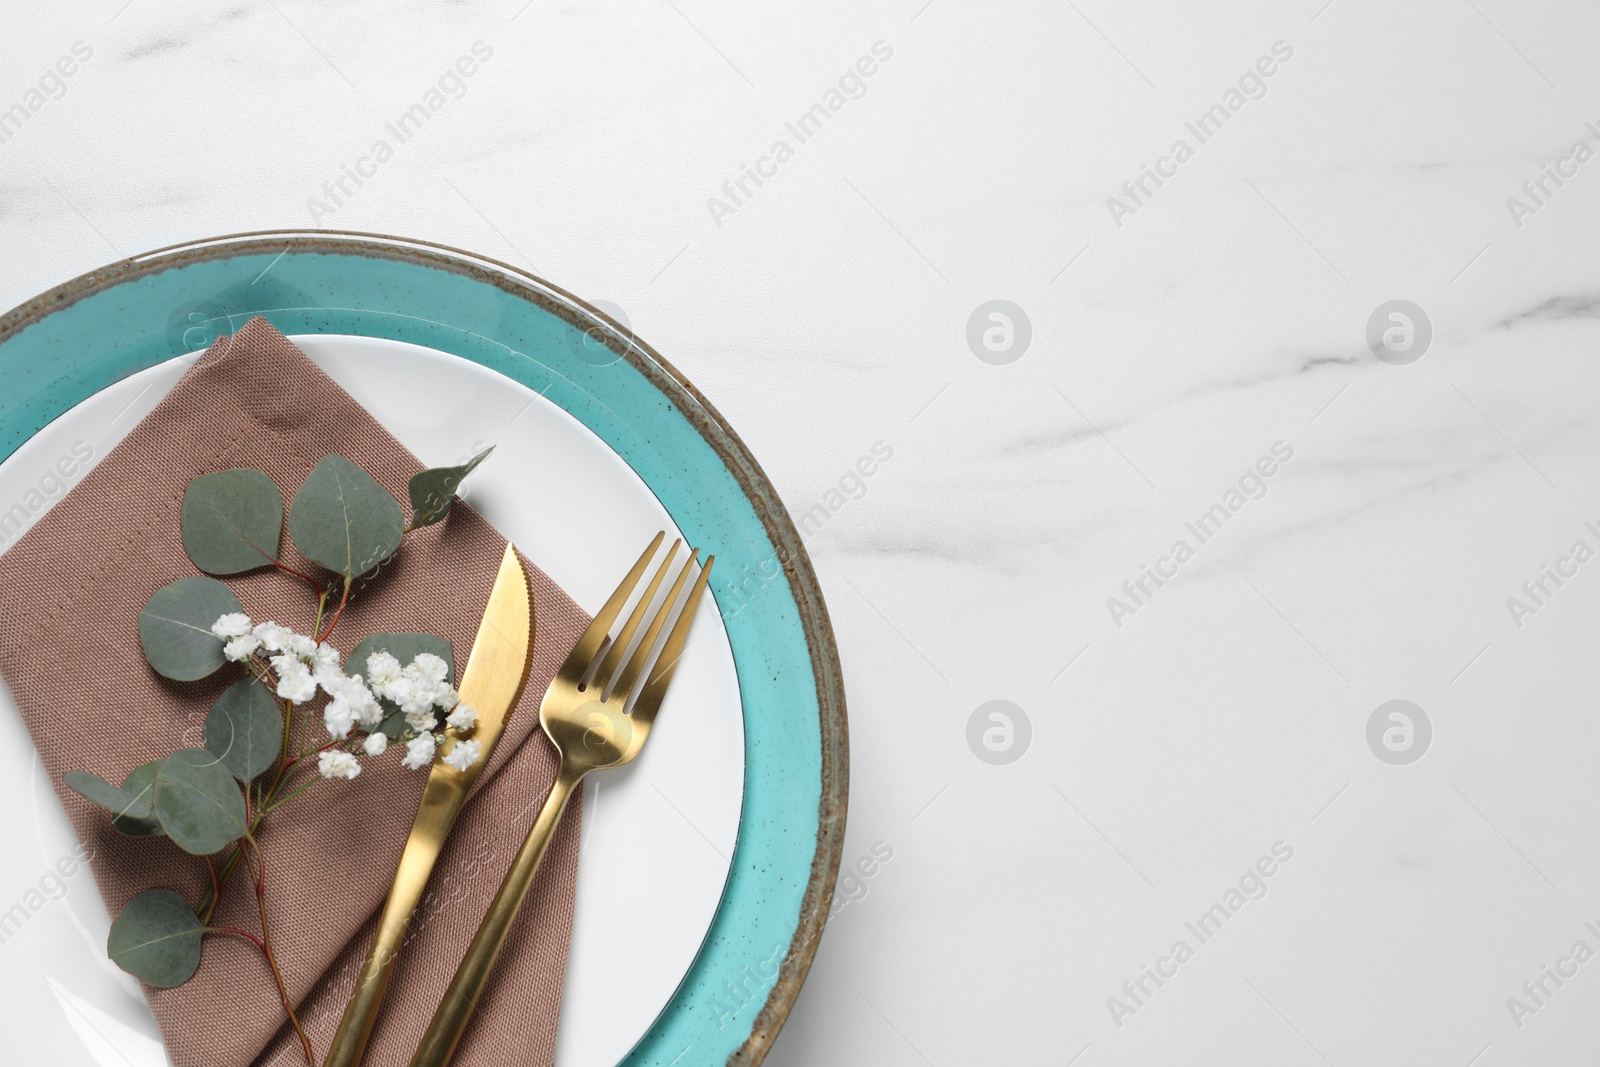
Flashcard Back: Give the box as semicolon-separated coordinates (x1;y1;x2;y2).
409;760;584;1067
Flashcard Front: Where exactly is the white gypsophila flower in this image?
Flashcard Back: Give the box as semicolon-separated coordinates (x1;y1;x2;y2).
363;732;389;756
314;659;345;692
324;697;356;740
253;621;292;653
276;662;318;704
432;683;460;713
346;679;383;728
374;674;409;707
400;690;437;718
211;613;253;640
399;660;443;708
410;652;449;683
311;644;343;685
446;704;477;732
318;750;361;780
404;708;439;734
288;633;317;658
319;669;353;702
441;738;481;772
401;732;436;770
314;672;380;731
223;635;261;662
367;650;403;692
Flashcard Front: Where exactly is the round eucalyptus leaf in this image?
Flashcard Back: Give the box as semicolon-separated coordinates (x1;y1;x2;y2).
154;748;247;856
408;446;495;529
138;577;243;682
64;770;152;822
114;761;165;837
348;632;454;737
288;455;404;578
181;468;283;575
203;678;282;783
108;889;204;988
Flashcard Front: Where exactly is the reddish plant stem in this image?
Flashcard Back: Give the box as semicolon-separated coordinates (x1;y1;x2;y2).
198;780;261;924
315;579;352;644
311;586;330;643
196;744;283;923
197;827;260;923
274;559;324;595
207;925;265;951
244;838;314;1066
283;737;342;774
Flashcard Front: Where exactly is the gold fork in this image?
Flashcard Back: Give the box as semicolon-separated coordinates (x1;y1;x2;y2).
409;531;714;1067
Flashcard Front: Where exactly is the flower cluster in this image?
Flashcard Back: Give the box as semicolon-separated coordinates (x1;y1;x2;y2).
210;614;480;779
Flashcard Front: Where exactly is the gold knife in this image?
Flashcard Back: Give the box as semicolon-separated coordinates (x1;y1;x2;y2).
325;542;535;1067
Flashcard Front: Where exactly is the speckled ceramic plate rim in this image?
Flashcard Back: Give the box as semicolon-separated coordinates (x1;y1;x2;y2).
0;230;847;1067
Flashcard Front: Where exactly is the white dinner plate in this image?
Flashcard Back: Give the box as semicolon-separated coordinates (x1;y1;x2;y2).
0;334;745;1067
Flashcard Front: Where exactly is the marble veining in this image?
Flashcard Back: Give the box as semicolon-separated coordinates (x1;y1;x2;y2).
5;0;1600;1064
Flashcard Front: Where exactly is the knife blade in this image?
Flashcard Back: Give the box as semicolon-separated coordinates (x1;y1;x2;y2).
325;542;535;1067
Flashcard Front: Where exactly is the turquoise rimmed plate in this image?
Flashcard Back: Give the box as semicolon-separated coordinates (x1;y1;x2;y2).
0;231;846;1067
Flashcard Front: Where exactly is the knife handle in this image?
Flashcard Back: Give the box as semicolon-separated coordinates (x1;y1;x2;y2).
409;762;583;1067
326;772;472;1067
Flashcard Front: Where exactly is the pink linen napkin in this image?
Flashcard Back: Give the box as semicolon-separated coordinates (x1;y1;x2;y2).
0;317;585;1066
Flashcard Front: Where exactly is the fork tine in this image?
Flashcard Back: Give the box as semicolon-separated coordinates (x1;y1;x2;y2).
595;539;681;698
575;634;611;692
612;548;698;709
631;556;713;727
562;531;665;676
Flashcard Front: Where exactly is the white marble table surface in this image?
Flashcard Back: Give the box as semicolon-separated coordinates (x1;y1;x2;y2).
4;1;1600;1064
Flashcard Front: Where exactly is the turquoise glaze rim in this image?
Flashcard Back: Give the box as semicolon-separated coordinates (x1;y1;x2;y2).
0;231;847;1066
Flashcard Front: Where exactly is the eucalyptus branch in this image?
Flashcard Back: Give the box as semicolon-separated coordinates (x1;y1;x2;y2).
205;925;265;952
76;447;496;1045
196;800;270;923
260;777;326;815
316;577;353;644
272;701;295;794
311;586;330;643
244;836;313;1066
272;558;324;595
